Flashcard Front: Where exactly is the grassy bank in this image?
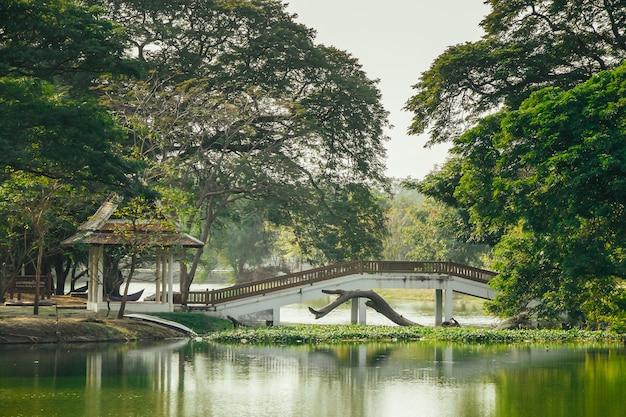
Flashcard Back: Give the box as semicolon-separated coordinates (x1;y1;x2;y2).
0;316;188;344
0;312;232;344
206;324;623;345
2;300;621;346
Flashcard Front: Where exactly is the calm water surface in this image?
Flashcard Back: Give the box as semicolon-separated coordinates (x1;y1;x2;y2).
1;339;625;417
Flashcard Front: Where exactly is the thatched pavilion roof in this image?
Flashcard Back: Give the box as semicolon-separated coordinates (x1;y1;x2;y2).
61;199;204;249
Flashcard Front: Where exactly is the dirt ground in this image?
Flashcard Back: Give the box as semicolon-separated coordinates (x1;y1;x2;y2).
0;295;185;344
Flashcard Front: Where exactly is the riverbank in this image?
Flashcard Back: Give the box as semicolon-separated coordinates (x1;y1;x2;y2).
0;316;188;344
3;296;622;346
5;313;620;346
0;296;231;344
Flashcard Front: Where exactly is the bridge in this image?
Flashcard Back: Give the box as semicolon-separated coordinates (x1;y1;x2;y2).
185;260;497;326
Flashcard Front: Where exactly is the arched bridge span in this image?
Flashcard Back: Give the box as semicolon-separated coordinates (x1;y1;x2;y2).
185;261;497;326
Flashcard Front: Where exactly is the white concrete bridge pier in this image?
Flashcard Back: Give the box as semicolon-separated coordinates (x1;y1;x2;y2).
351;297;367;324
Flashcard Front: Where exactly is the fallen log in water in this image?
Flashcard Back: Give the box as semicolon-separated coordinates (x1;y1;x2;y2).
308;289;422;327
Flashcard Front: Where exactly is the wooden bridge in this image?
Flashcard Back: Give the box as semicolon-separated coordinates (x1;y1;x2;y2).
185;260;497;326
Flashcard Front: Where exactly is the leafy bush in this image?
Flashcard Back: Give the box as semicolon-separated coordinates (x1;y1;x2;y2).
206;324;620;345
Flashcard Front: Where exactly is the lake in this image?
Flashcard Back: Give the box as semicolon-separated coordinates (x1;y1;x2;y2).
1;339;625;417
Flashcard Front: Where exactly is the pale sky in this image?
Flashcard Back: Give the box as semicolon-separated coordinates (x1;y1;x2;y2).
284;0;490;179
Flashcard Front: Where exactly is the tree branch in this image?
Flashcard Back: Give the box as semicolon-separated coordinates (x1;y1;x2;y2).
308;289;422;326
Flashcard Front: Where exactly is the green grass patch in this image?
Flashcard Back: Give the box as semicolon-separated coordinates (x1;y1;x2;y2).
148;312;232;335
206;324;623;345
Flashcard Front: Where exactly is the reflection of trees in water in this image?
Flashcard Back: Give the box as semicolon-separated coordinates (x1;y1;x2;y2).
3;342;626;417
495;346;626;417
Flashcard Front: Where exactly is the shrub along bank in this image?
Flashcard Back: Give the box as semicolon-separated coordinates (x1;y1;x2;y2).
205;324;623;345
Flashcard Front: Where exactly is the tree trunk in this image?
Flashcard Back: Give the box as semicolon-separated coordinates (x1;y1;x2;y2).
53;254;71;296
70;268;87;292
103;253;123;297
178;247;188;304
183;207;215;303
33;233;45;316
117;253;136;319
184;194;232;303
308;289;422;327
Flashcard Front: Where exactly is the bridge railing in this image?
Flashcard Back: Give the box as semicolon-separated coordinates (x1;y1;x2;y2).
186;261;363;306
185;260;497;306
362;261;496;283
443;262;498;283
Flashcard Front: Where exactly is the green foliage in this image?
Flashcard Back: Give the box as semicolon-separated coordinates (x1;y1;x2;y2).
0;1;150;300
0;0;136;89
406;0;626;144
211;202;276;279
485;224;561;318
410;0;626;326
465;63;626;324
401;198;489;264
0;171;96;299
0;77;143;191
206;324;620;345
95;0;390;284
0;0;393;301
383;185;490;265
0;0;147;193
282;183;388;264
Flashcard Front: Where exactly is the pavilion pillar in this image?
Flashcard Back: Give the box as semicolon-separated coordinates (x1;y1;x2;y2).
161;249;167;303
167;248;174;312
87;245;103;312
155;249;162;302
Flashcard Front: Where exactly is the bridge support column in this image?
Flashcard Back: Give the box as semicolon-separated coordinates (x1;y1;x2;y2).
351;297;367;324
435;289;443;326
445;288;454;322
272;307;281;326
435;288;454;326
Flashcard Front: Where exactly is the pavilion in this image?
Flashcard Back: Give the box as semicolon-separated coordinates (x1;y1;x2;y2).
61;198;204;313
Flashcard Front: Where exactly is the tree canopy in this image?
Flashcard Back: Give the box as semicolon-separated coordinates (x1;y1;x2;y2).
0;0;393;301
0;0;152;302
93;0;390;293
406;0;626;144
408;0;626;327
0;0;145;192
466;64;626;324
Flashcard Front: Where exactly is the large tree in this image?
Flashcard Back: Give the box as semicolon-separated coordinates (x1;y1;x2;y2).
0;0;144;191
0;169;102;302
477;65;626;325
407;0;626;327
0;0;147;297
95;0;390;293
426;61;626;326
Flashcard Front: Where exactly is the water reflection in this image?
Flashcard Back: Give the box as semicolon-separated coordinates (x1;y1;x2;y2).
1;341;625;417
